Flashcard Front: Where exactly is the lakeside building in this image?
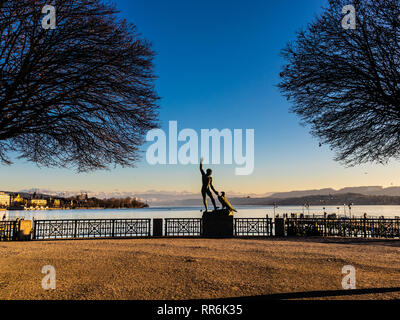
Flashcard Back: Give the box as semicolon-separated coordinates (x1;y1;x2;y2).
0;192;10;207
11;194;24;205
30;199;48;207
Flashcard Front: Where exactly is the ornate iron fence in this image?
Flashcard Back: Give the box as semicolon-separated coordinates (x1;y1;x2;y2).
0;220;18;241
164;218;202;236
234;218;273;237
286;217;400;238
19;216;400;240
33;219;151;240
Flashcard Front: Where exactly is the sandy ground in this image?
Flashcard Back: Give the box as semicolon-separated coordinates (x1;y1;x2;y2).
1;237;400;300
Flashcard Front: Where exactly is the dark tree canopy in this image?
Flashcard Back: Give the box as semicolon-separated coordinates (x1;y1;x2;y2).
0;0;159;171
279;0;400;166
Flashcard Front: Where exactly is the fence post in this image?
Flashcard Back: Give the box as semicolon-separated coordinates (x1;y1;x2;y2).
153;219;163;237
266;215;272;236
363;216;367;238
111;219;115;237
16;220;32;241
33;220;36;240
74;220;77;238
275;218;285;237
148;219;151;237
12;221;17;241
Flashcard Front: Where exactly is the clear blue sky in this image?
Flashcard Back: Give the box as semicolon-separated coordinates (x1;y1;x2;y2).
2;0;400;194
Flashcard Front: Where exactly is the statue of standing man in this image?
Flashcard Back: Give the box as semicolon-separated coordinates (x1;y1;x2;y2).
200;157;218;212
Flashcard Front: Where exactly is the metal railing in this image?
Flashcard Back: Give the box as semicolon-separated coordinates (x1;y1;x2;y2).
33;219;151;240
286;217;400;238
13;216;400;241
164;218;202;236
234;218;273;237
0;220;19;241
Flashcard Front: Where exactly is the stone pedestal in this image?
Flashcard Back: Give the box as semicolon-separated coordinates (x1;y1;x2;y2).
202;210;234;238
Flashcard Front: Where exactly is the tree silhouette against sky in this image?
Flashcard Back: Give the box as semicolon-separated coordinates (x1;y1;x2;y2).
279;0;399;166
0;0;159;171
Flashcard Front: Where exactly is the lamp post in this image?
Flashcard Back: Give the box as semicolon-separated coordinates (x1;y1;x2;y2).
305;202;310;216
348;203;353;219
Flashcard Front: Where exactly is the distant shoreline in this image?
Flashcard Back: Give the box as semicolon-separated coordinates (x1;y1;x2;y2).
6;204;400;211
5;206;148;211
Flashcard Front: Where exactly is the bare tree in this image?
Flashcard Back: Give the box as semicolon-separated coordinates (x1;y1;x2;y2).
279;0;400;166
0;0;159;171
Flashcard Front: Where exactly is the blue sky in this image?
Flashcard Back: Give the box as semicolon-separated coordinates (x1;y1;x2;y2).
2;0;400;195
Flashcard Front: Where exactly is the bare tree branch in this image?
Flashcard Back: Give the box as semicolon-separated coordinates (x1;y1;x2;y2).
279;0;400;166
0;0;159;171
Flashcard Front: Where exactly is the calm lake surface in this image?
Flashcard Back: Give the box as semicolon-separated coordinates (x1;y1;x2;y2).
5;205;400;220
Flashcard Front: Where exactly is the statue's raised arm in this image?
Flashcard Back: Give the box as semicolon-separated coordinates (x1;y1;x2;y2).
200;157;205;176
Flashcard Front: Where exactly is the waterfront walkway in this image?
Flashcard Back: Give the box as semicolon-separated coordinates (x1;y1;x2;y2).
1;237;400;300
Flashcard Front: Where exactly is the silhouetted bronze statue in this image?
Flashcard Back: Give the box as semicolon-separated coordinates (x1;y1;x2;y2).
217;191;237;213
200;157;218;212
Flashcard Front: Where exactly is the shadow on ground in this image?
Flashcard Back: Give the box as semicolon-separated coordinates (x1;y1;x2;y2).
256;236;400;247
217;287;400;300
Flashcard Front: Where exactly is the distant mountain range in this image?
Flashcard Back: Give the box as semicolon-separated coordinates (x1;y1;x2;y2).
269;186;400;198
229;193;400;206
150;186;400;206
5;185;400;206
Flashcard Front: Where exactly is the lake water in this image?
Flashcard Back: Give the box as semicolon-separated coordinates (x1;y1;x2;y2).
4;205;400;220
